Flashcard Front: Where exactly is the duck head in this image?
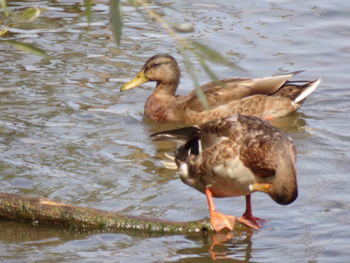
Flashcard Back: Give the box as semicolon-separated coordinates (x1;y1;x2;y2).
120;54;180;94
250;153;298;205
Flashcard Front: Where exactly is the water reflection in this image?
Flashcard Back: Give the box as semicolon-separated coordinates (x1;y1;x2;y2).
1;219;258;261
268;112;307;133
173;231;255;262
0;220;93;244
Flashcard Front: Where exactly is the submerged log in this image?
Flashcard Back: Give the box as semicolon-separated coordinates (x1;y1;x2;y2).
0;192;246;234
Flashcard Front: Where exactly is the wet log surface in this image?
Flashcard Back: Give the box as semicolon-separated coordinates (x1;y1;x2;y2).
0;192;246;234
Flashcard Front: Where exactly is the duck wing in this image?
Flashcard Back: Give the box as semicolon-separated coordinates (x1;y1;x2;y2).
184;73;299;112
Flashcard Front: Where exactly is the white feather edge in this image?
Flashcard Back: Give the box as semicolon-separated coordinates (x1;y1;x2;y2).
294;79;321;103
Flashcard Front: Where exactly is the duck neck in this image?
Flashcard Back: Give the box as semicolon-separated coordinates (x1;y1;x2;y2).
145;82;178;122
154;79;179;96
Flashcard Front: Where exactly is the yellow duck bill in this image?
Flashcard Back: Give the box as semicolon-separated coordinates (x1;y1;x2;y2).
120;70;149;91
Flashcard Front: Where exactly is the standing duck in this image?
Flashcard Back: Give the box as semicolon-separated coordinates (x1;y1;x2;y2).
151;115;298;231
121;54;321;124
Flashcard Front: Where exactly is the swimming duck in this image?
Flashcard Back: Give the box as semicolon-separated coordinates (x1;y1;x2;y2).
151;115;298;231
121;54;321;124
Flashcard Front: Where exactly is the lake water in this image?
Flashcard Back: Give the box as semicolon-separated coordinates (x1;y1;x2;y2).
1;0;350;262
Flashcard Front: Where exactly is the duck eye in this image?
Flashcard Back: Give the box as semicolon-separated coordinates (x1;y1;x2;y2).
152;63;160;68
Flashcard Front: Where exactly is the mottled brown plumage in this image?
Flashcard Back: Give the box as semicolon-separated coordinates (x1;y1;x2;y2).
151;115;298;231
121;54;321;124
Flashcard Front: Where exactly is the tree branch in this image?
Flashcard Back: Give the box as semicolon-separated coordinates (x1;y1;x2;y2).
0;192;246;234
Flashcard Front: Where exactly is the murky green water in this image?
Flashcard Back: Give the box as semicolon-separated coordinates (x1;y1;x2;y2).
1;0;350;262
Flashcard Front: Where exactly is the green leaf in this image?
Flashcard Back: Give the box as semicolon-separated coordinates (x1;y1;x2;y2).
3;40;50;58
191;40;230;64
20;7;41;21
0;0;7;9
181;52;209;110
0;0;10;17
110;0;123;46
83;0;92;23
196;55;223;85
191;40;244;71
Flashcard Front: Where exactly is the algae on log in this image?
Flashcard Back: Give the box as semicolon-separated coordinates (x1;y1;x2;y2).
0;192;246;234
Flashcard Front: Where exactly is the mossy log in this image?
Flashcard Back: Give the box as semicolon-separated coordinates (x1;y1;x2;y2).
0;192;246;234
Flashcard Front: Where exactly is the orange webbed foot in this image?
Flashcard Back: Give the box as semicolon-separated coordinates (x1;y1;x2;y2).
210;211;236;232
237;215;265;230
205;188;236;232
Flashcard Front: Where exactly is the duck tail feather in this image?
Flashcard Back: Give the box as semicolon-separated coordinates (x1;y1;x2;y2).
294;78;321;103
288;70;304;76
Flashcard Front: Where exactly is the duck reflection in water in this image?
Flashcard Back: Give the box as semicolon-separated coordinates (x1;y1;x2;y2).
209;230;254;261
175;230;254;261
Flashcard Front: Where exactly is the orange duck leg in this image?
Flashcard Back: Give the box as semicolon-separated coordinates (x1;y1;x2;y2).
237;194;266;230
205;188;236;232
